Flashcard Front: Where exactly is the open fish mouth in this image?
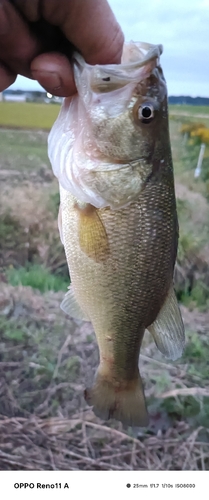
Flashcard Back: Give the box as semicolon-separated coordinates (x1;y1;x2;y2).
74;41;163;71
121;41;163;65
73;41;163;92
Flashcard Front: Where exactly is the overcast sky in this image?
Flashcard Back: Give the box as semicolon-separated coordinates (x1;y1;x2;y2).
9;0;209;96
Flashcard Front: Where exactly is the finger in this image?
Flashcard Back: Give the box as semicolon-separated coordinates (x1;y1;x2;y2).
31;52;76;97
13;0;124;64
60;0;124;65
0;0;41;78
0;61;16;91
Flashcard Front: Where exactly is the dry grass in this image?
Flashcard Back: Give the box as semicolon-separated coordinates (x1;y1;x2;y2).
1;117;209;471
0;284;209;471
0;415;208;470
0;181;67;274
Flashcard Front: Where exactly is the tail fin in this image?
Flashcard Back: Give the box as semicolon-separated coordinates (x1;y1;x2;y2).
84;370;148;427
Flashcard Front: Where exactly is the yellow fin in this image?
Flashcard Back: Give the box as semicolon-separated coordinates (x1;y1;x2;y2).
60;285;90;321
84;369;148;427
76;204;109;262
147;285;185;361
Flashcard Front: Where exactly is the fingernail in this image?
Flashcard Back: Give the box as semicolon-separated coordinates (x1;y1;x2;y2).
31;70;62;92
0;4;9;35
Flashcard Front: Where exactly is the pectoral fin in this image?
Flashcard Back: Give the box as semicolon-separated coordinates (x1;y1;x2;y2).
76;203;109;263
147;285;185;361
60;285;90;321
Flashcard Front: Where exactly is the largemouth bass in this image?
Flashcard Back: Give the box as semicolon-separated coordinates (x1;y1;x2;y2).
48;41;185;427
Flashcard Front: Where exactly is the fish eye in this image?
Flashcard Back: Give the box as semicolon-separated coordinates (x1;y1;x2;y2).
138;104;155;123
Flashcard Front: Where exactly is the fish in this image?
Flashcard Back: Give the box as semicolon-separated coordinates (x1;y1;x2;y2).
48;41;185;427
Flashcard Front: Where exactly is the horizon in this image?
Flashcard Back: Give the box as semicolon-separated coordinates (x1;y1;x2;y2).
3;88;209;99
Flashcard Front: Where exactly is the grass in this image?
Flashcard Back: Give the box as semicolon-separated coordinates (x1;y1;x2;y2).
0;284;209;470
179;283;209;311
6;263;69;293
173;137;209;309
0;285;96;415
0;128;50;172
0;102;60;129
169;104;209;115
0;105;209;470
0;102;208;132
0;182;67;276
184;331;209;381
0;212;21;241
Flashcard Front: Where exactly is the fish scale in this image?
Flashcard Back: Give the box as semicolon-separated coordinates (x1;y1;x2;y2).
59;167;176;392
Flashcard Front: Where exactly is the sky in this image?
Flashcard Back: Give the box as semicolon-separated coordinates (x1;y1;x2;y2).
9;0;209;97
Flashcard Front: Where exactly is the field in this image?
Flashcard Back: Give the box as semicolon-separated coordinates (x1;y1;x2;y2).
1;102;209;132
169;104;209;117
0;102;60;130
0;102;209;470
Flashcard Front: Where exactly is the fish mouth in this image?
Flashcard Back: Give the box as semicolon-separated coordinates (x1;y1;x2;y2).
73;41;163;92
74;41;163;71
48;40;167;210
120;41;163;69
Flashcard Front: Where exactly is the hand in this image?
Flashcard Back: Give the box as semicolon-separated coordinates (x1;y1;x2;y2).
0;0;124;96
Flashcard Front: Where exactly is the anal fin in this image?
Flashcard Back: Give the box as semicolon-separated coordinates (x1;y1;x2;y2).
147;285;185;361
60;285;90;321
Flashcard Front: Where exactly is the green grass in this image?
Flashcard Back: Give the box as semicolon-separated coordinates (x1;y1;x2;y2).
169;104;209;115
0;212;21;240
0;102;60;129
6;263;69;293
48;191;60;217
0;281;93;416
158;330;209;425
0;102;208;131
184;331;209;393
0;109;209;469
161;394;201;420
0;128;50;172
178;283;209;311
0;311;83;414
166;116;209;310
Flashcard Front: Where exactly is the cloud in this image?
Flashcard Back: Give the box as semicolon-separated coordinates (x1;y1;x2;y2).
109;0;208;96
